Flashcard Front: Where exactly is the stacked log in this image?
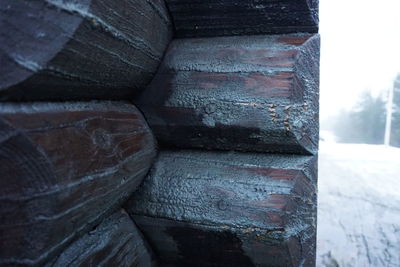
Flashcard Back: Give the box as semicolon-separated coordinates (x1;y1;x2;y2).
130;33;319;265
164;0;319;37
0;0;172;265
0;102;156;265
128;1;320;266
1;0;319;266
0;0;172;101
126;151;317;267
45;210;156;267
137;34;320;154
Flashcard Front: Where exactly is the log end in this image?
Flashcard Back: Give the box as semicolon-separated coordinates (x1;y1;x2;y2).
126;151;317;267
137;34;320;155
0;102;157;265
45;210;157;267
165;0;319;38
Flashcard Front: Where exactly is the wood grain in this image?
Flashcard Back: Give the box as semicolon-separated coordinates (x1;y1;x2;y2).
137;34;320;154
0;101;156;265
165;0;319;38
0;0;172;101
126;150;317;267
45;210;156;267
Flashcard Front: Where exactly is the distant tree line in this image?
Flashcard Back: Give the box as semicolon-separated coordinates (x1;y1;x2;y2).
391;75;400;147
330;74;400;146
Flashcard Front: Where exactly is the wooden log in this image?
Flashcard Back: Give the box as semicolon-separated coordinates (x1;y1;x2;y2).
126;151;318;267
0;101;156;266
165;0;319;38
0;0;172;101
136;34;320;154
45;209;156;267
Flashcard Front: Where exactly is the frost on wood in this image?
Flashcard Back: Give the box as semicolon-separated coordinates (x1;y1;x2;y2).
137;33;320;154
46;210;156;267
0;101;156;265
126;151;317;267
0;0;172;101
165;0;319;38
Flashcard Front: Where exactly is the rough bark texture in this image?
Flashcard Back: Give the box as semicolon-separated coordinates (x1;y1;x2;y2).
137;34;320;155
45;209;157;267
165;0;319;38
0;0;172;101
126;151;317;267
0;101;156;266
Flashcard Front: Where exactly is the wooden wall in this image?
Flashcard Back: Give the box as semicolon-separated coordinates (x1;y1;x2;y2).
1;0;319;266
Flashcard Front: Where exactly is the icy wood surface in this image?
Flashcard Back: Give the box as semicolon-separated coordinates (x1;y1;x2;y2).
126;150;317;267
46;210;156;267
137;33;320;154
0;0;172;101
0;101;156;265
165;0;319;38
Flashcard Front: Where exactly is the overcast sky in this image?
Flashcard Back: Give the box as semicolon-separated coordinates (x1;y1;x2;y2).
320;0;400;119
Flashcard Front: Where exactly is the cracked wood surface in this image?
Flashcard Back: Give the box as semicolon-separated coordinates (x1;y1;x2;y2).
0;0;172;101
0;101;156;266
165;0;319;38
126;150;317;267
136;33;320;154
46;210;156;267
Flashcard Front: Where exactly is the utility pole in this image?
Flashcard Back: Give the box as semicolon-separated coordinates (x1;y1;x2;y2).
384;85;394;146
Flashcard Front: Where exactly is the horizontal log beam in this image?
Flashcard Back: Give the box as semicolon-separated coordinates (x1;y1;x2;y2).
0;0;172;101
45;210;156;267
137;34;320;154
165;0;319;38
126;151;317;267
0;101;156;265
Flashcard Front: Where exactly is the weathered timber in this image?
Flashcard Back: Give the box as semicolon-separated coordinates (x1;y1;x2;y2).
136;34;320;154
165;0;319;38
0;0;172;101
126;151;318;267
45;210;156;267
0;101;156;266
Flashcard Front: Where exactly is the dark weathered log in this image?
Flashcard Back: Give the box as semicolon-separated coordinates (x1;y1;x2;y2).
0;0;172;101
0;101;156;266
45;209;156;267
137;34;320;154
165;0;319;38
126;151;317;267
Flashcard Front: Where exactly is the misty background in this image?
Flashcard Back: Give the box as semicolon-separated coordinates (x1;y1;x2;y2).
317;0;400;266
320;0;400;143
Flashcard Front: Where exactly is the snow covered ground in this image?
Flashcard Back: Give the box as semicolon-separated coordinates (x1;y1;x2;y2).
317;141;400;266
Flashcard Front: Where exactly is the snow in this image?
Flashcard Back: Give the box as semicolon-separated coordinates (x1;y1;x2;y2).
317;141;400;266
